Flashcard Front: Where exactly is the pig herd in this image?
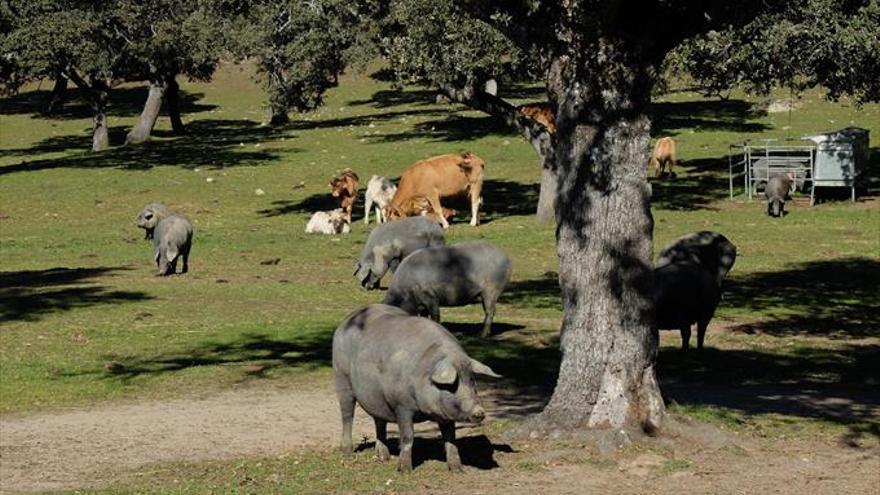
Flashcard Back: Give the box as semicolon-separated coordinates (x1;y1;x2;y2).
134;152;742;472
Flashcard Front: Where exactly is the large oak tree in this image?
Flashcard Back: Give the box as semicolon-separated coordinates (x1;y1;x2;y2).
382;0;879;431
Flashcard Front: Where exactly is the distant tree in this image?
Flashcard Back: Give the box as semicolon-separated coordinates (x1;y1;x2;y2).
1;1;128;151
382;0;879;433
672;1;880;104
118;0;223;144
231;0;367;125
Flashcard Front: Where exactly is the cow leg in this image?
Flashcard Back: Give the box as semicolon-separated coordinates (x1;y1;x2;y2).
428;195;449;228
697;320;709;350
680;324;692;351
374;419;390;462
468;182;483;226
376;203;384;224
364;196;373;225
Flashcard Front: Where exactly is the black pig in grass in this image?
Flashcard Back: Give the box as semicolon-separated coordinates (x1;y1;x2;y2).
355;216;445;290
152;215;193;276
333;304;500;472
135;203;174;240
654;232;737;350
383;241;512;338
765;173;795;218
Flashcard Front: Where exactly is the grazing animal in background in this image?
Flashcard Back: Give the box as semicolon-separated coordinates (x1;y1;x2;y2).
354;216;445;290
517;102;556;134
765;172;795;218
388;152;485;228
305;208;350;235
333;304;500;472
384;196;456;224
383;241;512;337
136;203;174;240
152;214;193;276
363;175;397;225
650;137;677;178
654;231;737;350
329;169;359;223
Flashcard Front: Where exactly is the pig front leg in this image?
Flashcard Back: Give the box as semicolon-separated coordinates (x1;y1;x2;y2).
697;320;709;350
680;323;692;351
374;419;390;462
440;421;463;472
396;408;415;472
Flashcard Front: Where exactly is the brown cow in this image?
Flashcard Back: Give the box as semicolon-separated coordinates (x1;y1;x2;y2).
387;152;484;228
518;102;556;134
329;168;359;223
650;137;677;178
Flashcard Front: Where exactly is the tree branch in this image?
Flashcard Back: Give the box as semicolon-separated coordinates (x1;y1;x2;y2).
441;83;554;158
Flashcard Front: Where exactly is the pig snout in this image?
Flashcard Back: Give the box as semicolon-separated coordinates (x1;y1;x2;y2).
469;405;486;423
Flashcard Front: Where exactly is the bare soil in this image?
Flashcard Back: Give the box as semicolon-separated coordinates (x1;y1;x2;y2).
1;379;877;494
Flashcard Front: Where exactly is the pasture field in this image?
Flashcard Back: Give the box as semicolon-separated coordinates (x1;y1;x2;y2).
0;63;878;493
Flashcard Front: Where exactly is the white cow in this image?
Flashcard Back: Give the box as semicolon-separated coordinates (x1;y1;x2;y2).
305;208;350;235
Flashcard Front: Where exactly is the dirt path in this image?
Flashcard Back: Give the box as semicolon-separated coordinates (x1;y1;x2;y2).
1;380;877;494
0;380;539;493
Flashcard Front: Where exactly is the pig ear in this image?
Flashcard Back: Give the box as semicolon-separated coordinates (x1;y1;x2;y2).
165;246;178;262
470;358;501;378
431;359;458;385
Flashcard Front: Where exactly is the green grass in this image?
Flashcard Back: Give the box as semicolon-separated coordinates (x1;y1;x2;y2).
1;61;878;451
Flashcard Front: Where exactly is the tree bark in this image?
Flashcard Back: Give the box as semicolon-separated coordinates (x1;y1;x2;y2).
534;44;664;432
269;105;290;125
44;73;68;115
536;155;557;223
166;76;186;134
90;79;110;152
126;79;167;145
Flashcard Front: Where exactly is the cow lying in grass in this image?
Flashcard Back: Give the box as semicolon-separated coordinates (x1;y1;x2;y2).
386;152;484;228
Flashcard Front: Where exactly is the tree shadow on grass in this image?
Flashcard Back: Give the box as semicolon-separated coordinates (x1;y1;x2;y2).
355;435;514;470
0;266;151;323
0;119;290;175
724;257;880;338
649;155;734;211
0;85;216;120
499;272;561;310
649;99;770;137
94;330;333;381
259;179;538;223
659;344;879;444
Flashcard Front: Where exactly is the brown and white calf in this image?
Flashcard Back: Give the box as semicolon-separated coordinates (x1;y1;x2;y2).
329;169;360;223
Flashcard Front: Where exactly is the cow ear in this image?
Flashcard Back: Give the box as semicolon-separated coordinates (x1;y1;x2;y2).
165;246;178;262
431;358;458;385
470;358;501;378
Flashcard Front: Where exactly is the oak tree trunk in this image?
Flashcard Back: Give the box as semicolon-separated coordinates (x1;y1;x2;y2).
166;76;186;134
536;45;664;433
269;104;290;125
536;155;557;223
90;80;110;152
44;73;68;115
126;79;167;145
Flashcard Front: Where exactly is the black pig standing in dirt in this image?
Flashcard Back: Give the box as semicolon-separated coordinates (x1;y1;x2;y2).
333;304;500;472
654;231;737;350
383;241;512;337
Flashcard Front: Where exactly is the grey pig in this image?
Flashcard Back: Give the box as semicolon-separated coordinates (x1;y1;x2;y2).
152;214;193;275
383;240;512;337
354;216;445;290
765;173;794;217
333;303;500;472
654;231;737;350
135;203;174;240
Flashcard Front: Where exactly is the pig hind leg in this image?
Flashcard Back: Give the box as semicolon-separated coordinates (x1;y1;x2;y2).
181;240;191;274
679;324;692;351
374;419;391;462
480;292;498;338
696;319;709;350
335;373;356;454
440;421;463;472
